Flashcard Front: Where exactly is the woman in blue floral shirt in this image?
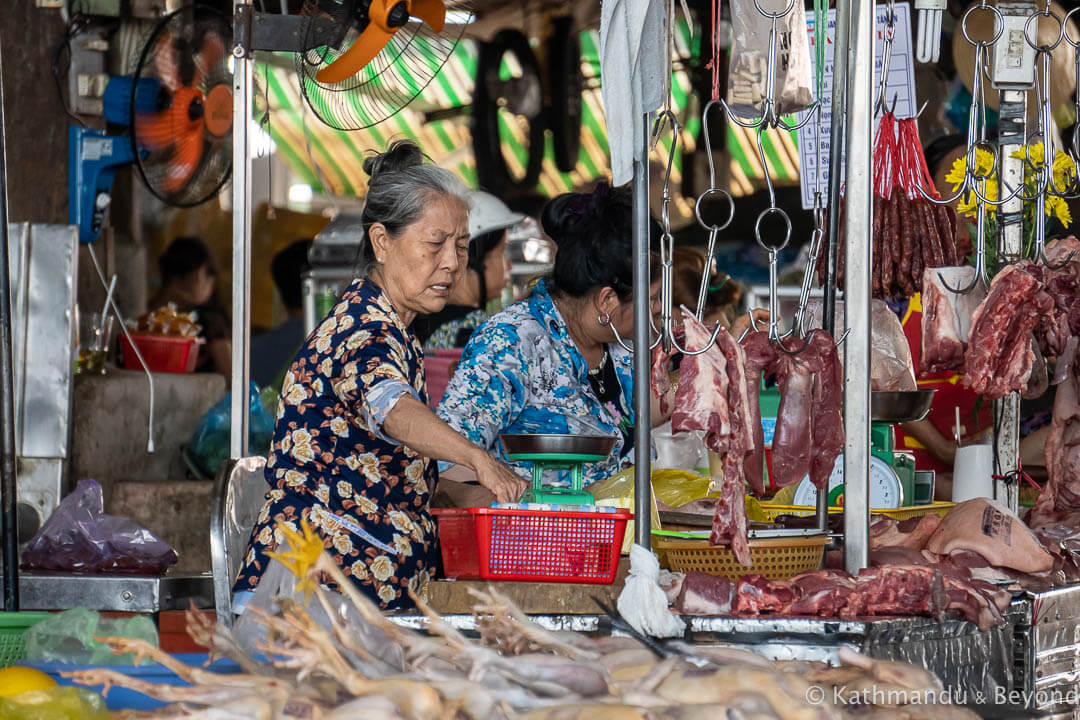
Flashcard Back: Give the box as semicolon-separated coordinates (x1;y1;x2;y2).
235;142;525;610
437;184;663;488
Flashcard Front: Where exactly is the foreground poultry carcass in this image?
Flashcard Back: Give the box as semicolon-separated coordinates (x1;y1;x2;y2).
60;527;973;720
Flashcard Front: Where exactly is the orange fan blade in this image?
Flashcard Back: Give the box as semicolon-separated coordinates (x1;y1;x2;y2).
135;87;202;151
410;0;446;33
315;24;396;84
163;127;204;192
193;31;226;87
154;31;181;92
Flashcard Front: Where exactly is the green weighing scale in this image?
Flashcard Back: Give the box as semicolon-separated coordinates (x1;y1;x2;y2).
787;390;935;509
499;434;618;505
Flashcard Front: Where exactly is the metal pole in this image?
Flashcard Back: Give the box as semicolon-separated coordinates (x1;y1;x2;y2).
842;0;874;574
995;90;1025;513
633;113;652;547
230;4;252;459
823;0;849;340
0;37;18;610
819;0;850;534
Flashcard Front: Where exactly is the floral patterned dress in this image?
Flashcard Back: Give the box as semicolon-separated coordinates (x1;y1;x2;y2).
436;279;635;486
234;278;437;610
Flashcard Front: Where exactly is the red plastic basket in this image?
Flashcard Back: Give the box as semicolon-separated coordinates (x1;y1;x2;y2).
432;507;631;584
120;333;199;373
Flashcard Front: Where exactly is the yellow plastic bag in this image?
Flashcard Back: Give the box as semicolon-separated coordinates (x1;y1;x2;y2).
0;686;110;720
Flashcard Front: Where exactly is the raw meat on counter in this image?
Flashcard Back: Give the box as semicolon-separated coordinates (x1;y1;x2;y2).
670;562;1007;630
920;266;987;374
674;571;732;615
870;513;941;551
672;311;753;566
926;497;1054;574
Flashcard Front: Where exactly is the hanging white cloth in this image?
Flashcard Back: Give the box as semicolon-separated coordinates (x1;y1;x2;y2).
599;0;668;186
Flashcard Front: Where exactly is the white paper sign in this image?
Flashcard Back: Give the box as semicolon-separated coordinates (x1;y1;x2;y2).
797;3;916;209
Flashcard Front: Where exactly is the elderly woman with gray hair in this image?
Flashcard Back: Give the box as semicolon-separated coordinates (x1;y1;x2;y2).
235;141;526;610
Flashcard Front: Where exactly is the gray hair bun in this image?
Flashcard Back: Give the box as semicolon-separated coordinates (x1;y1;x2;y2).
363;140;426;181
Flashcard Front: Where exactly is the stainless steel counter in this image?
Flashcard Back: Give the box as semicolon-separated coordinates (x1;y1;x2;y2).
18;572;214;613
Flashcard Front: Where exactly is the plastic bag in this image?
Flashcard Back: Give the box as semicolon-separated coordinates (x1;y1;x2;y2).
20;479;178;574
617;544;685;638
871;300;917;391
0;686;110;720
727;0;814;118
653;422;705;472
233;555;406;672
189;381;275;477
588;467;716;508
805;299;917;391
24;607;158;665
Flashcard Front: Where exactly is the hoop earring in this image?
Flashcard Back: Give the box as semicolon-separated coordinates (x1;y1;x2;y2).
597;312;611;326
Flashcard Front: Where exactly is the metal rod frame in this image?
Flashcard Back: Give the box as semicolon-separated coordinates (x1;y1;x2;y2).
842;0;874;574
0;36;17;610
821;0;851;535
633;115;653;546
231;3;253;460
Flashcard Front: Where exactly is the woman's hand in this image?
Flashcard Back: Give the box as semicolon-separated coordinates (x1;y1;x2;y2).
731;309;770;340
469;449;528;503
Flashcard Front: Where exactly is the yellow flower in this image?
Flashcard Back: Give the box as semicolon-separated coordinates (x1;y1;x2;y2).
330;417;349;437
1012;142;1045;167
355;495;378;515
318;358;333;376
947;147;996;192
1047;196;1073;227
350;559;369;579
284;470;305;488
1053;150;1077;190
956;178;998;220
336;480;352;498
266;519;326;600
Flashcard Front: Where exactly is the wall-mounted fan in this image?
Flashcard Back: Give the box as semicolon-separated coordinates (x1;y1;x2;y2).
130;5;233;206
294;0;473;131
69;5;232;245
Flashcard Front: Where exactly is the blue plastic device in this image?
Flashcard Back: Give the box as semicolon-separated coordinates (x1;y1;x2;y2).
68;76;160;244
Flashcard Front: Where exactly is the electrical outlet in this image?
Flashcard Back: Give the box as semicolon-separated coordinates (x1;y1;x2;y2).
68;29;108;117
992;6;1036;89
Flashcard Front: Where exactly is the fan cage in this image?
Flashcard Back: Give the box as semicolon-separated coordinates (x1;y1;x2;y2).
130;4;233;208
295;0;473;131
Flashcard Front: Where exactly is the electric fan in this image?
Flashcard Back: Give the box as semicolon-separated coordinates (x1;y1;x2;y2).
130;5;233;207
294;0;472;131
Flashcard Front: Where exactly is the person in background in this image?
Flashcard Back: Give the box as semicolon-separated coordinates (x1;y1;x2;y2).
412;191;523;350
150;236;231;378
251;238;313;389
668;246;767;337
892;134;993;499
436;183;668;495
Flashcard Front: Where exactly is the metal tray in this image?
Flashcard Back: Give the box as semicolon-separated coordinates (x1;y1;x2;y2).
871;390;936;423
499;433;617;461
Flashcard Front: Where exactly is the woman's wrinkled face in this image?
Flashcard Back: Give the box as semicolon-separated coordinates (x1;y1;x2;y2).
373;194;470;318
482;234;512;302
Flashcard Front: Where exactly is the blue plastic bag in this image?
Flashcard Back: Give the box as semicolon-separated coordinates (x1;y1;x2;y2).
188;381;275;476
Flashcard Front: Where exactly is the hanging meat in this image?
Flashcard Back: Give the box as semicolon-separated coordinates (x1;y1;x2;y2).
964;261;1054;398
920;266;987;374
740;331;777;497
672;311;753;566
770;329;844;490
816;113;961;300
